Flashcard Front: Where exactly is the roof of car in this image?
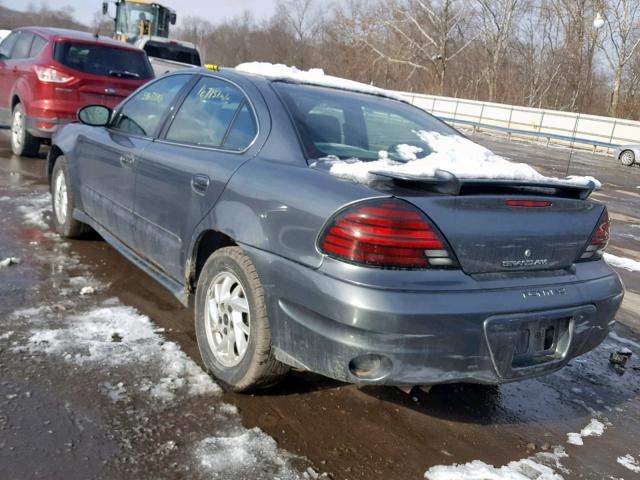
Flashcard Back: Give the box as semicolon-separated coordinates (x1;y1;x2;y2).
20;27;143;51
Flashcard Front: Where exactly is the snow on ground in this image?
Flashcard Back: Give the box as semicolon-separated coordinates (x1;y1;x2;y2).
604;253;640;272
617;454;640;473
22;303;219;401
565;419;606;446
2;188;305;479
424;447;567;480
329;131;601;188
15;193;51;229
235;62;405;101
0;257;20;269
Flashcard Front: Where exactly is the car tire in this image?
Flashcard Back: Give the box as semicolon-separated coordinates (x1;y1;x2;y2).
195;246;289;392
11;103;41;157
51;156;91;238
619;150;636;167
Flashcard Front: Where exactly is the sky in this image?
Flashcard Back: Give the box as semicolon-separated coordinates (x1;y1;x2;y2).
12;0;279;26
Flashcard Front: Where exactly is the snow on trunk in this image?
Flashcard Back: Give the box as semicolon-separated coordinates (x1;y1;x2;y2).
330;131;600;189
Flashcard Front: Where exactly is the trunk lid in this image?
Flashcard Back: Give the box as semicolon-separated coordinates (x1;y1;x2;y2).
400;195;603;274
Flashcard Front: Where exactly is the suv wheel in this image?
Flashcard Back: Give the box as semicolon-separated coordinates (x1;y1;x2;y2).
195;247;288;392
11;103;41;157
51;156;90;238
620;150;636;167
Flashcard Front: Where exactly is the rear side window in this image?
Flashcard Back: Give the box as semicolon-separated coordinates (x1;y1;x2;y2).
143;41;201;66
11;32;34;60
165;77;257;150
112;74;192;137
0;32;19;59
53;41;153;79
29;35;47;58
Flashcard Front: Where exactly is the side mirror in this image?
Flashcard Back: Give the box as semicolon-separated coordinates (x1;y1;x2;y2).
78;105;112;127
102;2;109;15
170;12;177;25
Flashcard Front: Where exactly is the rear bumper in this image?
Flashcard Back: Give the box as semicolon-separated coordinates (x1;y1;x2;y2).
26;115;73;139
245;246;624;385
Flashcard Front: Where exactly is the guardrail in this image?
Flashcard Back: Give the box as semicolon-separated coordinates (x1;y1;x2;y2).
396;92;640;153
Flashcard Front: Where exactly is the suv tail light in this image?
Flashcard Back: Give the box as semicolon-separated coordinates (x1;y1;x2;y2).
34;66;74;83
578;210;609;261
319;198;458;269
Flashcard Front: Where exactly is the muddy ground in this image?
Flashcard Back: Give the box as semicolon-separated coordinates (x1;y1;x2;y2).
1;132;639;480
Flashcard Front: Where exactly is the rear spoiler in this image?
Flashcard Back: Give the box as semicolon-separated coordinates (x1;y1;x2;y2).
370;169;596;200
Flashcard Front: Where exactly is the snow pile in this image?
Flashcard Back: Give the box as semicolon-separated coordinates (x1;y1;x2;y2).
25;304;220;402
565;419;606;446
0;257;20;269
330;131;601;189
617;454;640;473
604;253;640;272
235;62;405;101
195;428;301;480
609;331;640;350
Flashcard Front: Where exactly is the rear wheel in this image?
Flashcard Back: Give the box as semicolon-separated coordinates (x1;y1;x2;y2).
11;103;41;157
51;156;90;238
195;247;288;392
620;150;636;166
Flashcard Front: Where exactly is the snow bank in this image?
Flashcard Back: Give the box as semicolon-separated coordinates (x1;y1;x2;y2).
604;253;640;272
235;62;405;101
25;304;220;402
330;131;600;189
565;419;606;446
0;257;20;269
617;454;640;473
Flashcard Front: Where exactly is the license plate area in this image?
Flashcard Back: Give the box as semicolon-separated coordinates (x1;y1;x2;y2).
484;306;595;379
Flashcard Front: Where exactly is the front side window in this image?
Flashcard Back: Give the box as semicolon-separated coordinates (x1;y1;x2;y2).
274;82;458;161
165;77;257;150
111;74;192;137
53;41;153;79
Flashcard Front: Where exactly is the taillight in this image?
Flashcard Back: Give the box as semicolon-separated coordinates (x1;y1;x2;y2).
34;66;74;83
578;210;609;261
319;198;458;269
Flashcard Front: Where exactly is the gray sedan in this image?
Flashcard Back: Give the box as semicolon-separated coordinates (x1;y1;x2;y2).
47;68;623;391
614;145;639;166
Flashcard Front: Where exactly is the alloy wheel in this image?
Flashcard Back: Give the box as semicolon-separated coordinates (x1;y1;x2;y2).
11;108;24;153
204;271;251;367
54;169;68;225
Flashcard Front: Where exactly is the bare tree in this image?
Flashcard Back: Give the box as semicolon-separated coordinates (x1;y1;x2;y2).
597;0;640;115
475;0;523;101
273;0;322;68
362;0;478;95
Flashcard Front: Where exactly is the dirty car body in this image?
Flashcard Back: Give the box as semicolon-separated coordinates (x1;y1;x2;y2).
49;68;624;387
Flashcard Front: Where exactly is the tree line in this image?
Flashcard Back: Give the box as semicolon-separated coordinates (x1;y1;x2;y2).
4;1;640;120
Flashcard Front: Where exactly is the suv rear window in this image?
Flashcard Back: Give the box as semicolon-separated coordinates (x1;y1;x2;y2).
53;41;153;79
143;41;200;66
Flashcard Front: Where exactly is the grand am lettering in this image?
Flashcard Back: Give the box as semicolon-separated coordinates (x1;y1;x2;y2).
502;258;549;268
521;287;568;299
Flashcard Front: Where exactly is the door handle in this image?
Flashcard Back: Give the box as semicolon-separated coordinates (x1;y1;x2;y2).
191;174;210;195
119;153;135;168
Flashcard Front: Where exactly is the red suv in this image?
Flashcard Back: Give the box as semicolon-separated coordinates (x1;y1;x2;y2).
0;27;154;156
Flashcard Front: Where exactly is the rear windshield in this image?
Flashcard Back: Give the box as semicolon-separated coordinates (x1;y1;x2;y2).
274;82;458;161
143;41;200;66
53;41;153;79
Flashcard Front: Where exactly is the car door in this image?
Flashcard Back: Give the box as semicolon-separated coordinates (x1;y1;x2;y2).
75;74;193;248
132;75;260;280
0;31;21;124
